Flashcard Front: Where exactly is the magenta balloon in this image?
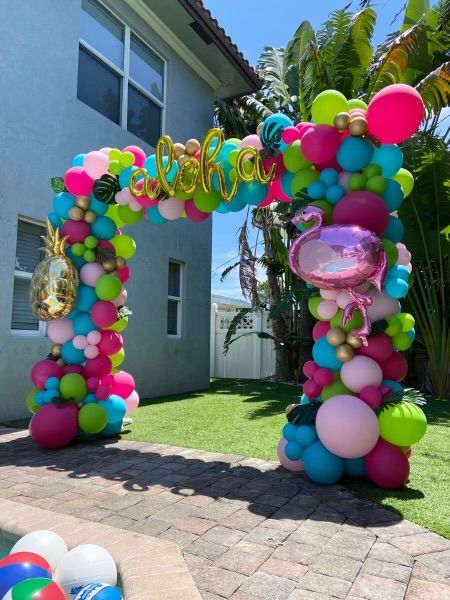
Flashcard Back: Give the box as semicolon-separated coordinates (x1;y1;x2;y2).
380;351;408;381
85;354;112;378
111;371;135;398
367;84;424;144
277;438;304;472
97;331;123;355
31;360;63;389
316;395;379;458
64;167;94;196
185;199;211;222
281;126;301;143
364;438;410;488
61;219;91;244
332;191;389;236
300;125;341;164
47;318;74;344
62;364;86;377
357;333;393;363
91;301;118;328
30;403;78;449
313;321;331;340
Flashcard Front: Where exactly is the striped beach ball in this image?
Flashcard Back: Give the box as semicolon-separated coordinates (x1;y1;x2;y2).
2;577;66;599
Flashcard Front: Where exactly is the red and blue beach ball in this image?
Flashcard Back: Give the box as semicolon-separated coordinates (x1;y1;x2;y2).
0;553;52;598
1;577;66;600
73;583;123;599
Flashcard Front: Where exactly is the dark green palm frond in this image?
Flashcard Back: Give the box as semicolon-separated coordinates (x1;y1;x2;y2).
220;261;241;283
318;8;354;85
299;40;332;117
214;94;271;138
436;0;450;30
286;402;320;425
238;220;260;305
415;62;450;113
285;20;316;120
381;388;428;410
222;307;258;355
257;46;291;106
401;0;430;32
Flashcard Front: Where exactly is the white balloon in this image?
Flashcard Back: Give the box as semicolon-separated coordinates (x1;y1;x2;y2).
55;544;117;598
11;530;68;571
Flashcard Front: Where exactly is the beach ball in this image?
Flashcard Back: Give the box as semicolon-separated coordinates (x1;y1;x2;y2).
0;561;52;599
2;578;66;600
74;583;123;600
55;544;117;598
11;531;67;572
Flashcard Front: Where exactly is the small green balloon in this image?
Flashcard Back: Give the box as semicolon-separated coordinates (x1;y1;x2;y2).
348;173;367;191
111;234;136;259
378;402;427;446
84;235;98;249
312;89;349;125
83;249;96;263
107;316;128;332
397;313;415;332
193;186;221;212
283;140;310;173
111;347;125;367
367;176;387;194
348;98;368;110
363;163;382;179
71;243;85;257
109;148;121;161
228;149;239;166
227;138;241;147
382;238;399;267
120;151;135;168
106;205;126;227
26;387;40;414
392;168;414;197
393;332;413;351
118;204;143;224
60;373;87;403
95;274;122;301
78;403;108;434
330;308;363;332
321;380;353;400
291;168;319;194
109;160;122;175
308;295;322;320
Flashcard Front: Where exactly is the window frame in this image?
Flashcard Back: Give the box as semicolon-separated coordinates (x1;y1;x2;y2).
78;0;167;141
12;216;47;338
167;260;183;339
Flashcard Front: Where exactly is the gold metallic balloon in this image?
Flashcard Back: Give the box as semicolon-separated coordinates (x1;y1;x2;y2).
173;142;185;159
102;257;117;273
29;221;78;321
326;328;346;347
346;334;363;349
115;256;127;269
51;343;62;357
84;210;97;223
185;138;201;156
336;343;355;362
177;154;189;167
334;112;350;131
349;116;368;136
69;206;85;221
285;403;297;417
76;195;90;210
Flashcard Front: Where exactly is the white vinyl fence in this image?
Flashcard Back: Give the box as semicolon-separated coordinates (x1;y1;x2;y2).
210;303;276;379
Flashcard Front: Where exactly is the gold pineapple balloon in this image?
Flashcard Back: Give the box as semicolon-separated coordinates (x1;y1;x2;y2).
29;220;78;320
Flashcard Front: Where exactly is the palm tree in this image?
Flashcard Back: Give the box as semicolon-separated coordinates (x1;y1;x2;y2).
217;0;450;392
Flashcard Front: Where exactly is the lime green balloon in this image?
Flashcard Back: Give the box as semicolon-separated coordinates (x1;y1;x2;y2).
107;316;128;332
330;308;363;332
312;90;348;125
106;205;126;227
227;138;241;146
120;151;135;168
283;140;310;173
193;186;221;212
118;204;143;224
109;160;121;175
393;332;413;351
71;243;85;257
308;295;322;320
111;347;125;367
95;274;122;301
111;234;136;259
26;387;40;414
392;168;414;197
60;373;87;403
397;313;415;332
228;149;239;166
385;315;402;336
348;98;368;110
367;176;387;194
363;164;382;179
311;200;333;225
321;381;353;400
378;403;427;446
382;238;399;267
83;249;96;263
109;148;121;161
348;173;367;191
78;403;108;434
84;235;98;249
291;168;319;195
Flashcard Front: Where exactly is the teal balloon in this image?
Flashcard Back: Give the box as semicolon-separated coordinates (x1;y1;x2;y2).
144;155;157;176
145;156;177;182
66;308;80;320
344;457;366;477
48;212;61;228
312;337;343;370
372;144;403;177
337;137;374;172
75;285;98;312
261;113;293;151
91;216;116;240
72;153;86;167
382;179;403;212
89;195;108;215
303;440;344;484
43;389;59;403
388;265;410;281
383;215;404;243
147;206;167;224
73;312;97;335
300;394;310;405
295;425;317;447
35;391;46;406
103;394;127;422
224;197;245;212
280;172;294;197
45;376;60;390
326;184;345;204
286;441;303;460
212;163;232;192
382;379;404;394
53;192;75;219
61;341;85;364
101;420;123;436
119;166;139;188
235;181;268;206
65;248;85;270
320;168;339;186
385;278;409;299
216;203;229;214
283;422;298;441
219;141;239;161
83;393;97;405
307;180;327;199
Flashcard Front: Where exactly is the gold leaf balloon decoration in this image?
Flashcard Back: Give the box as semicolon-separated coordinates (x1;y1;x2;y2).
29;220;78;320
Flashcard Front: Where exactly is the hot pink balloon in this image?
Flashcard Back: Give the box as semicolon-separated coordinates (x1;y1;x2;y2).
304;379;322;398
367;84;424;144
281;126;301;144
314;368;333;387
83;151;109;180
61;220;90;244
63;364;86;377
122;145;146;167
359;386;383;408
87;377;99;392
111;371;135;398
158;197;185;220
364;438;410;488
48;318;74;344
239;134;263;150
98;331;123;355
341;355;383;393
185;199;211;222
92;301;117;328
277;438;304;472
117;265;130;284
64;167;94;196
300;125;341;164
316;394;379;458
85;354;112;378
303;360;319;379
98;240;115;252
30;403;79;449
333;191;389;236
80;263;105;286
125;390;140;415
31;360;62;389
295;122;314;139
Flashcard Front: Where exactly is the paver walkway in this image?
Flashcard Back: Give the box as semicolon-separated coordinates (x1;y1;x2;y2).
0;427;449;600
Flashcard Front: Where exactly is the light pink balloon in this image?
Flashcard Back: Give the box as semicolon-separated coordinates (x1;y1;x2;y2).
83;151;109;180
317;299;338;320
125;390;140;415
158;197;185;220
129;197;143;212
341;356;383;393
48;318;74;344
80;263;105;286
239;134;263;150
338;171;352;191
113;289;127;307
84;344;99;359
100;147;112;155
87;330;101;345
367;290;400;322
316;395;379;458
336;291;352;309
277;438;304;472
396;243;411;265
320;289;339;300
115;189;130;206
73;334;88;350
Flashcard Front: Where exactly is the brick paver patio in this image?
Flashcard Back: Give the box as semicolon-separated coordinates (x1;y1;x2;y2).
1;426;449;600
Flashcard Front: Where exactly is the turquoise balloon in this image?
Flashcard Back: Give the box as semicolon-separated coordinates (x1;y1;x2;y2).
212;163;232;192
295;425;317;447
53;192;75;219
216;203;229;214
147;206;167;224
219;141;239;161
382;379;404;394
319;168;339;186
73;312;97;335
65;248;85;270
344;457;366;477
91;216;116;240
45;376;60;390
303;440;344;484
286;441;303;460
101;420;123;436
372;144;403;177
61;341;85;364
312;337;343;370
385;278;409;299
75;285;98;312
144;154;157;175
280;172;294;197
89;195;108;215
383;215;404;243
307;180;327;199
223;197;246;212
103;394;127;422
235;181;268;206
389;265;410;281
382;179;403;212
83;393;98;405
337;137;374;172
300;394;310;404
261;113;293;151
283;422;298;441
119;166;139;188
144;156;177;182
326;184;345;204
72;153;86;167
48;212;61;228
43;389;59;403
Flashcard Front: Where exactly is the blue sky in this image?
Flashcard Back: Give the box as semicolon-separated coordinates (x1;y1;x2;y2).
204;0;426;299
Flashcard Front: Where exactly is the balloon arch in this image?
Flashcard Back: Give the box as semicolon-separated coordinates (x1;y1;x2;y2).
28;84;427;489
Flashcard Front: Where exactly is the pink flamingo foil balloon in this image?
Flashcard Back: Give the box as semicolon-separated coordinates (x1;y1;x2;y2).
289;206;387;344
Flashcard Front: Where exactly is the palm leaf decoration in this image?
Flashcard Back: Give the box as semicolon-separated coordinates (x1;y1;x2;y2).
51;177;66;193
93;174;120;204
286;401;321;425
381;388;428;410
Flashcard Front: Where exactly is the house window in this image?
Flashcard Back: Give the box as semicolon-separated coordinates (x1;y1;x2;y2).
12;219;46;336
167;261;182;336
78;0;165;146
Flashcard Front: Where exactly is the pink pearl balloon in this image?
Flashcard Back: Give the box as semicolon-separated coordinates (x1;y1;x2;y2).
317;299;338;320
111;371;135;398
301;125;341;164
316;395;379;458
313;321;331;340
336;291;352;309
80;263;105;286
122;145;146;167
31;360;63;389
30;403;78;449
125;390;140;415
113;289;127;307
341;356;383;393
85;354;112;378
129;197;143;212
87;330;101;345
73;334;88;350
158;197;185;220
115;189;130;206
61;220;91;244
185;199;211;222
367;84;424;144
239;134;263;150
367;290;400;322
320;289;339;300
396;243;411;265
277;438;304;472
281;126;301;144
47;318;74;344
364;438;410;488
91;301;117;328
100;147;112;155
84;344;99;359
83;151;109;180
64;167;94;196
98;331;123;355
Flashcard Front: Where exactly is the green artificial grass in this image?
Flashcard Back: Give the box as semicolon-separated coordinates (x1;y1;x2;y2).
123;379;450;538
